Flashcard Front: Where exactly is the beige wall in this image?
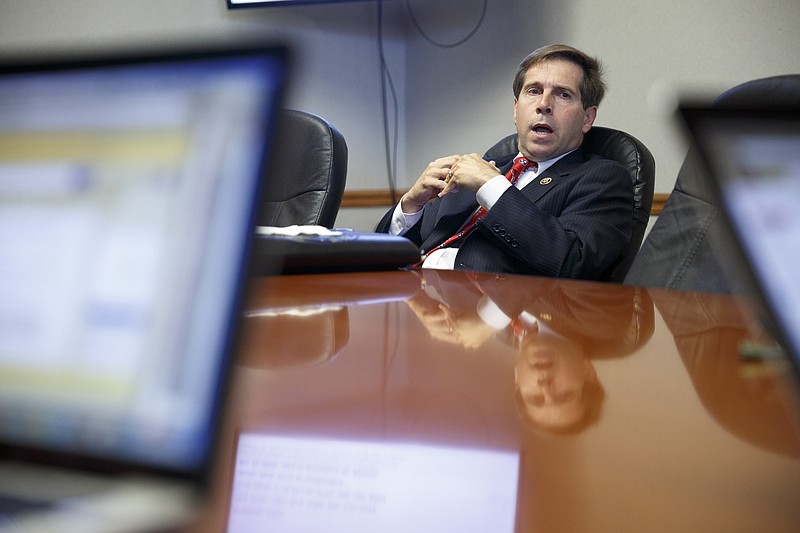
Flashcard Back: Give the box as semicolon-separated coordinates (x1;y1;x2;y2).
2;0;799;230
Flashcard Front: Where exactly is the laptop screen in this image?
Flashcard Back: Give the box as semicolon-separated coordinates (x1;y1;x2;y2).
679;107;800;371
0;45;287;475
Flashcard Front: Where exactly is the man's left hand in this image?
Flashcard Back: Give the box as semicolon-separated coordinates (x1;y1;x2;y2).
439;153;501;197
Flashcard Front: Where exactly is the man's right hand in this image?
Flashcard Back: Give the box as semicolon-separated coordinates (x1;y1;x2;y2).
400;155;460;213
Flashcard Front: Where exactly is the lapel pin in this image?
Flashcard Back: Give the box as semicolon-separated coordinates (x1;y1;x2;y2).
539;177;552;185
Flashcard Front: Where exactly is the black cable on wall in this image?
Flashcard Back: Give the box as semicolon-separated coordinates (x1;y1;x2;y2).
376;0;488;204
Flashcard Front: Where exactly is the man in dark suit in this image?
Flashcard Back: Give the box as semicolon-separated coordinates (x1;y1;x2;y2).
376;44;632;279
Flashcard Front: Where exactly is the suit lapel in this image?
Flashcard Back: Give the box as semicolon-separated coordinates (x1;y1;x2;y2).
520;149;585;202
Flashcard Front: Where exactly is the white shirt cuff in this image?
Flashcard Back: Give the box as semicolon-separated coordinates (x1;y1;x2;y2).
477;295;512;330
388;196;424;235
476;174;512;211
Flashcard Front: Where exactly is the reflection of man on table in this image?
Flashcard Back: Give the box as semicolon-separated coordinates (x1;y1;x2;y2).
406;271;653;434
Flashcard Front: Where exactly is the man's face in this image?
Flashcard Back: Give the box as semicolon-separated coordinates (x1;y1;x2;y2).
513;59;597;162
515;334;595;430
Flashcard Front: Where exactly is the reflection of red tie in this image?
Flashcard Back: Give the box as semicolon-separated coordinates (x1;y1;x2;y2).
512;314;539;342
415;156;537;266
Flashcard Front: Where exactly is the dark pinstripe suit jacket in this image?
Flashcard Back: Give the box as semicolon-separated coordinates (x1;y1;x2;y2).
376;149;633;280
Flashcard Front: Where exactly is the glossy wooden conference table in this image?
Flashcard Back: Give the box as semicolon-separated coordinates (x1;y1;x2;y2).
197;270;800;532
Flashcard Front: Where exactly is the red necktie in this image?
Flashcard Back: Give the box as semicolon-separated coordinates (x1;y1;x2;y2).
505;156;537;185
415;156;537;266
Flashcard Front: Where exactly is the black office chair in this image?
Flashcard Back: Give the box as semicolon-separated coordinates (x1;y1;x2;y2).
624;75;800;293
484;126;656;282
258;109;348;228
238;309;349;369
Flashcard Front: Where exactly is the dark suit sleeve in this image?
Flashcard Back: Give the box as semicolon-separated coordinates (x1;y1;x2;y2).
462;156;633;279
375;207;394;233
374;203;425;245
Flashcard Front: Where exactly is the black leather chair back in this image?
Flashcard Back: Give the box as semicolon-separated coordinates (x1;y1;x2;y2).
624;74;800;293
258;109;348;228
484;126;655;282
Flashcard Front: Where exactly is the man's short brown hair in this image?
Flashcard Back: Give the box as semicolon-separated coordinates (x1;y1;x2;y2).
513;44;606;109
